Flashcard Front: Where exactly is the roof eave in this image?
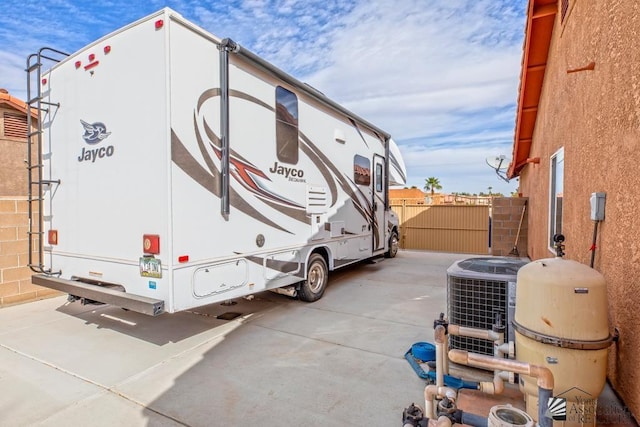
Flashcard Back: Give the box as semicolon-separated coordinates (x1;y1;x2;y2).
0;93;37;118
508;0;556;179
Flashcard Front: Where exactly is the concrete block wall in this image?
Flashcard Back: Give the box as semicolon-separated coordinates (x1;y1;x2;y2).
491;197;528;257
0;197;59;306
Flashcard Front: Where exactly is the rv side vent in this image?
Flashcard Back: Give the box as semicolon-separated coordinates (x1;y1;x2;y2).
306;185;328;214
446;257;527;357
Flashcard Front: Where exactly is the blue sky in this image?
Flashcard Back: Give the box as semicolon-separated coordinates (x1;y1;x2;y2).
0;0;527;195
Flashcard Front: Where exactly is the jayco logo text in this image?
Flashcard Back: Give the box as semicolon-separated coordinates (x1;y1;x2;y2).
78;119;114;163
269;161;306;182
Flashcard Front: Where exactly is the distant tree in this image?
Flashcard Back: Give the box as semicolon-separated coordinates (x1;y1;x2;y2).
424;177;442;195
411;185;417;189
487;186;493;195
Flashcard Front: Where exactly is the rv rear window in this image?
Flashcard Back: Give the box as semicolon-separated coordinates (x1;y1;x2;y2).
354;155;371;186
275;86;299;164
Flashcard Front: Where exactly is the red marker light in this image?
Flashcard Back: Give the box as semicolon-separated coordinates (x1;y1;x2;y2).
83;61;99;71
41;78;47;85
178;255;189;263
48;230;58;245
104;45;111;54
75;61;81;69
143;234;160;254
89;53;95;61
155;19;164;29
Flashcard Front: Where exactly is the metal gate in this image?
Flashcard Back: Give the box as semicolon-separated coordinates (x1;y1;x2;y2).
390;203;490;254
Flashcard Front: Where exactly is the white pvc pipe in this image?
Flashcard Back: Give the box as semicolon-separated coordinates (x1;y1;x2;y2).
497;341;514;358
434;325;446;388
448;324;503;342
448;349;554;390
434;416;453;427
424;385;457;419
443;333;450;375
479;371;505;395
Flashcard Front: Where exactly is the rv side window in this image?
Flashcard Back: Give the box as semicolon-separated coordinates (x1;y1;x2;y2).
275;86;299;164
375;163;383;192
354;155;371;186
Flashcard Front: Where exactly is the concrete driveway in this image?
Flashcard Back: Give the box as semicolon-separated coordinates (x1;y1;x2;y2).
1;250;631;426
1;250;467;426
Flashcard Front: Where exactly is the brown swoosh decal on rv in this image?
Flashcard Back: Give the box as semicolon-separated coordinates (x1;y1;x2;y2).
199;89;310;225
200;117;308;224
349;118;369;149
189;87;376;235
299;131;373;222
171;130;219;196
244;255;303;278
172;127;292;234
198;88;273;113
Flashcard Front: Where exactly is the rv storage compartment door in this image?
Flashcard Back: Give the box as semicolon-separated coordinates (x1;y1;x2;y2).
193;260;249;297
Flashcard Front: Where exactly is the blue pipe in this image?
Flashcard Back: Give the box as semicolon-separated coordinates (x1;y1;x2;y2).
538;387;553;427
404;349;479;390
461;412;489;427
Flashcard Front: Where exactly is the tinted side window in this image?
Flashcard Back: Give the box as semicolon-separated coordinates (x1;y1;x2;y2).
375;163;383;192
275;86;299;164
354;155;370;186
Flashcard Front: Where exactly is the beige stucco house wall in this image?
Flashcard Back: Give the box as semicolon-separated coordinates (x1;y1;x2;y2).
511;0;640;420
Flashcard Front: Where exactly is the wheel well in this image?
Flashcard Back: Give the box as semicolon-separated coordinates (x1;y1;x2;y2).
310;247;330;271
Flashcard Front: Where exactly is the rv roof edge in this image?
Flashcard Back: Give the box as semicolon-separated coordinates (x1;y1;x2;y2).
229;41;390;141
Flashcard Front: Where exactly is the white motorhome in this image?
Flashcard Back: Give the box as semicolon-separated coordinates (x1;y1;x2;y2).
26;9;407;316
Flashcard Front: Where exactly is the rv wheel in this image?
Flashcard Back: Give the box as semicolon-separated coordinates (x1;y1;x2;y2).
385;231;399;258
299;254;328;302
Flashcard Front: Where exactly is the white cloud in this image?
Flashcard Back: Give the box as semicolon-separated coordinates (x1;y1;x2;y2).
291;0;525;194
0;0;525;194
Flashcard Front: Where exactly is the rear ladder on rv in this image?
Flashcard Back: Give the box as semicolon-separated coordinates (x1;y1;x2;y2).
25;48;68;274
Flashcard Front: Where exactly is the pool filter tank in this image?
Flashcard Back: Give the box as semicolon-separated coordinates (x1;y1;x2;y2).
513;252;612;426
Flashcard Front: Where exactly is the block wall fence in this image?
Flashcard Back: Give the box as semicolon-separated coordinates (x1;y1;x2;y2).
0;197;59;306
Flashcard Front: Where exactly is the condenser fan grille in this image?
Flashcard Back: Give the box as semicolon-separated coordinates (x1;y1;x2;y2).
456;257;526;275
448;276;507;355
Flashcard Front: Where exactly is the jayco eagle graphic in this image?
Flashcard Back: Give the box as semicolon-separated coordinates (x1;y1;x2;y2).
78;119;115;163
81;120;111;143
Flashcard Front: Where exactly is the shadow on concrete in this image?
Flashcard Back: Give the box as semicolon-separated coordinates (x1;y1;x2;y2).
53;291;290;346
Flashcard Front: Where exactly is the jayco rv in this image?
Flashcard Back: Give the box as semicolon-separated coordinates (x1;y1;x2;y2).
26;8;407;316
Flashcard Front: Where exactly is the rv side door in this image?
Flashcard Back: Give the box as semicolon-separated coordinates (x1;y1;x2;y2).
372;155;386;253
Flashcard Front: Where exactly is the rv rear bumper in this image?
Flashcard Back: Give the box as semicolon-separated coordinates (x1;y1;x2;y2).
32;274;165;316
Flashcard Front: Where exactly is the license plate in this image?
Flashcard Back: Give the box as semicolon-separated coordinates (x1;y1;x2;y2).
140;256;162;278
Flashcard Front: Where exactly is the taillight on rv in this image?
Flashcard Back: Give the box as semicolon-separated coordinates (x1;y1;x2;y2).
104;45;111;54
41;78;47;85
89;53;95;61
178;255;189;263
75;61;81;69
155;19;164;30
143;234;160;254
48;230;58;245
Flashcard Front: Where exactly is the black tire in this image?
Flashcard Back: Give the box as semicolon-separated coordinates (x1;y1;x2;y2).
385;231;399;258
299;254;328;302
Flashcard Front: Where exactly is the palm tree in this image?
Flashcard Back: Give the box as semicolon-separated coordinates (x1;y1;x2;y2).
424;177;442;195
